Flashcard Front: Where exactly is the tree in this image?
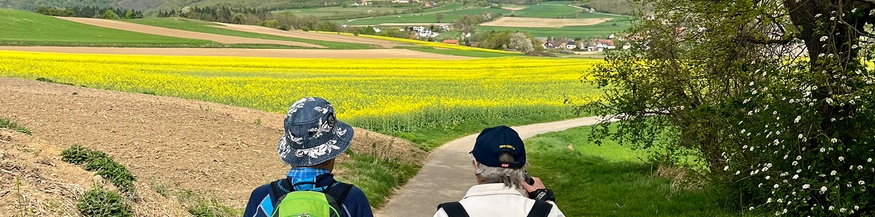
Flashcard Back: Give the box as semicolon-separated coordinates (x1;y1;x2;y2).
124;10;133;19
102;9;119;19
508;32;534;53
589;0;875;215
231;13;247;24
436;12;444;23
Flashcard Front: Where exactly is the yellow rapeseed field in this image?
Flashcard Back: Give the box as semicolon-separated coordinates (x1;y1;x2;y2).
0;50;600;146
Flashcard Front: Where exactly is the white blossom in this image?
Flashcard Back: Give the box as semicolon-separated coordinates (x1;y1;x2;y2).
860;180;866;185
774;184;779;189
793;174;799;180
803;184;810;189
766;198;772;203
765;176;771;180
831;138;838;143
724;166;729;171
794;116;801;123
831;170;837;176
841;208;847;213
820;36;829;42
839;156;845;161
830;206;835;211
868;158;872;163
821;186;828;194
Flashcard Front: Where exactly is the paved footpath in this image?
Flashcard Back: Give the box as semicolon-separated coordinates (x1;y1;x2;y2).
375;116;612;217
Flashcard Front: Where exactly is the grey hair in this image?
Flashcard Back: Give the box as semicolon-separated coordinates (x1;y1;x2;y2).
475;162;526;189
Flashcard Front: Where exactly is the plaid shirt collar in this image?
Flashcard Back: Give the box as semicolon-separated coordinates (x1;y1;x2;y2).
286;167;331;190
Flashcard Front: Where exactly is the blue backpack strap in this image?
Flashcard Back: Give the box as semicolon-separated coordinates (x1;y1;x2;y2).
437;202;470;217
526;200;553;217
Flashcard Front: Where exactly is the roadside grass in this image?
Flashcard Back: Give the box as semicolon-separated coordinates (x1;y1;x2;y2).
336;152;420;208
0;118;31;135
0;9;220;47
401;46;521;58
125;18;376;49
524;125;745;217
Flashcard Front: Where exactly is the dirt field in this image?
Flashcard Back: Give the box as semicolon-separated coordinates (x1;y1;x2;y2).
58;17;325;48
0;46;473;59
0;129;190;216
480;17;613;28
502;6;527;10
0;78;423;209
215;23;404;48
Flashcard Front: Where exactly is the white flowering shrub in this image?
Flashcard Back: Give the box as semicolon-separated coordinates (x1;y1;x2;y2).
725;57;875;215
589;0;875;215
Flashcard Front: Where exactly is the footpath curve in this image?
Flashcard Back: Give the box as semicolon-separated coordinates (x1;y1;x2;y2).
376;116;612;217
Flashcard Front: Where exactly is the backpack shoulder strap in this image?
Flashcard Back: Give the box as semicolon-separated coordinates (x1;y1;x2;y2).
526;200;553;217
436;202;470;217
325;181;354;203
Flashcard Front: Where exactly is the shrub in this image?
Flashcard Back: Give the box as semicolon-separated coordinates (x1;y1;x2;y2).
102;10;120;20
61;144;94;165
61;145;136;192
77;187;132;217
0;118;31;135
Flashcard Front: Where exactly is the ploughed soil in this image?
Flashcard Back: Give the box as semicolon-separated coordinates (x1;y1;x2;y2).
0;46;473;59
57;17;325;48
480;17;613;28
0;129;192;216
214;23;405;48
0;78;422;209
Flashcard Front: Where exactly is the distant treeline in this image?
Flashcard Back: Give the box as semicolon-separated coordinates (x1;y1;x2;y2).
34;6;144;19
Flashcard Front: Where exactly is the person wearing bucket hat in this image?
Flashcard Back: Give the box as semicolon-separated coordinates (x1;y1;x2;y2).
434;126;565;217
244;97;373;217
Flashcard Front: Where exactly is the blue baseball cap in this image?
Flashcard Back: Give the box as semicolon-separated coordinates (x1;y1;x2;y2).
277;97;354;166
471;126;526;169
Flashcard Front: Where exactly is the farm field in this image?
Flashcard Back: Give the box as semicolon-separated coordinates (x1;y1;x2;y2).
479;18;631;38
343;2;624;26
0;9;218;47
125;18;378;49
0;50;601;150
0;46;471;59
59;17;325;48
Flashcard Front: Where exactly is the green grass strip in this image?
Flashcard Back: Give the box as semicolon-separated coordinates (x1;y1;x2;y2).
0;118;31;135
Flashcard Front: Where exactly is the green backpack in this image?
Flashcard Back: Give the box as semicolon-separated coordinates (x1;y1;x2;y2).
269;179;353;217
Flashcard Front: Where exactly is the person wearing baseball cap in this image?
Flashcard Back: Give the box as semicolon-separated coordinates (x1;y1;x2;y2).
244;97;373;217
434;126;565;217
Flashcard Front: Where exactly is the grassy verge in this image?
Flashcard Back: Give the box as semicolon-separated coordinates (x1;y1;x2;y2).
523;125;743;217
125;18;376;49
336;152;420;208
0;118;31;135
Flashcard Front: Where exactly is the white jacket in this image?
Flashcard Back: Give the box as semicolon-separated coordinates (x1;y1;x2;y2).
433;183;566;217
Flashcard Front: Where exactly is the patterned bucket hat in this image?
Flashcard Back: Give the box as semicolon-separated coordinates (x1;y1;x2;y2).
277;97;354;166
